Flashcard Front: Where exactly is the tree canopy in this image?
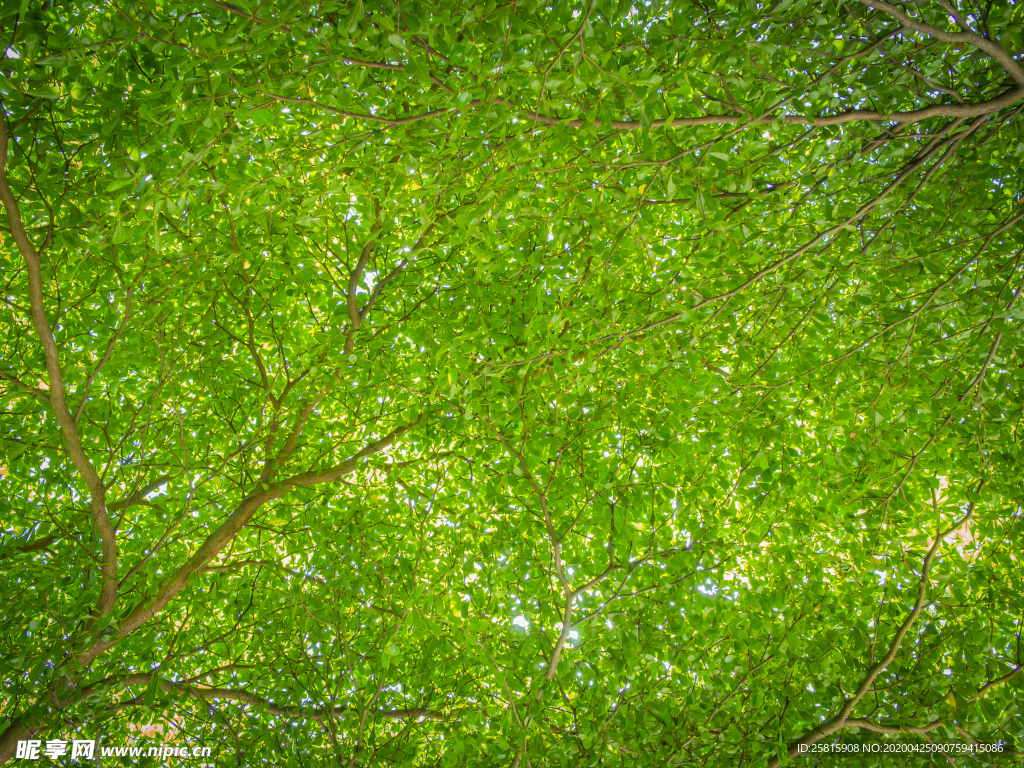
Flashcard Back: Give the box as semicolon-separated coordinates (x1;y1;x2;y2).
1;0;1023;765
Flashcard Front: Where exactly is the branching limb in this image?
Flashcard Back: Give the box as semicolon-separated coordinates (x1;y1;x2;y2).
0;367;50;404
845;718;944;735
860;0;1024;86
342;212;382;354
0;112;117;617
767;508;974;767
107;475;172;512
78;417;418;666
82;673;446;721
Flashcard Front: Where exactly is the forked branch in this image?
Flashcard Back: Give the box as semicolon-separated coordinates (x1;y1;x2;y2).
0;111;117;617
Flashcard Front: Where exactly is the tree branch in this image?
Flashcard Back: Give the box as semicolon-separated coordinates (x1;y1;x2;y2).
265;85;1024;132
845;718;944;735
0;367;50;404
90;673;445;721
860;0;1024;86
73;284;133;425
107;475;171;512
77;418;418;665
767;509;972;766
0;111;117;617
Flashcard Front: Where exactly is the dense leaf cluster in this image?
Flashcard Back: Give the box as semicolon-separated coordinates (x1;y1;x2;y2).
1;0;1022;766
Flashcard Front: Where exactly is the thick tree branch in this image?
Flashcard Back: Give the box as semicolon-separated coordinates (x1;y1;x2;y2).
860;0;1024;86
0;111;117;617
77;418;417;665
966;664;1022;703
266;85;1024;132
0;719;44;765
0;534;59;560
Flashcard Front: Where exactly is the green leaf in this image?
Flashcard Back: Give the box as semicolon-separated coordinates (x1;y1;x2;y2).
346;0;364;32
250;110;275;126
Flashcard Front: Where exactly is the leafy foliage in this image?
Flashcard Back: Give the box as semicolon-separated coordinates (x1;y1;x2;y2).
1;0;1023;766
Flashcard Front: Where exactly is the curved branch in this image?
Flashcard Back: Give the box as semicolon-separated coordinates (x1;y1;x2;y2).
107;475;172;512
845;718;944;735
767;508;971;767
103;673;445;721
265;84;1024;133
860;0;1024;86
0;111;117;617
0;368;50;404
77;418;418;666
